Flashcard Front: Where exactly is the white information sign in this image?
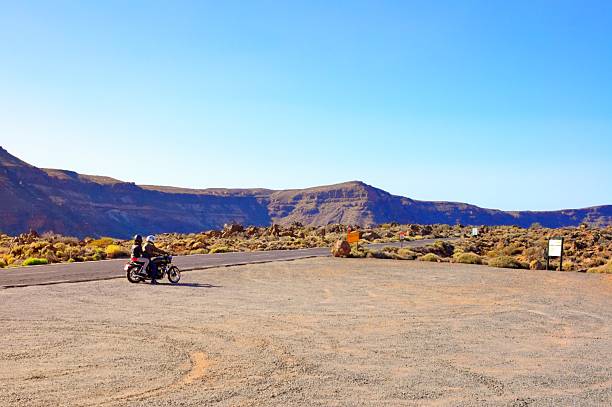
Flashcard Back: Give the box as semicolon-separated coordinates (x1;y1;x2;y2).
471;227;479;236
548;239;563;257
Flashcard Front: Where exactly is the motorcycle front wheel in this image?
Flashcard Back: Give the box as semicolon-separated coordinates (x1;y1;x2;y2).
167;266;181;284
126;266;143;283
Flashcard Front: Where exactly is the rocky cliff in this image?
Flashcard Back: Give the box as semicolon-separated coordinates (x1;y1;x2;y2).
1;147;610;237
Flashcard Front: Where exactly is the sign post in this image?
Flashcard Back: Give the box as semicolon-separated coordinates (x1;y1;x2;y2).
399;231;406;248
347;230;360;248
546;237;564;271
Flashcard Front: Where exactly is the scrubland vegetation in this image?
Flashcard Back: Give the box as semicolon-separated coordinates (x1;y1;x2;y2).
0;223;451;268
0;223;610;273
357;224;611;273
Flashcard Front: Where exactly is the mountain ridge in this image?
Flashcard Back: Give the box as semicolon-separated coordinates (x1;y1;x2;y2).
1;146;610;237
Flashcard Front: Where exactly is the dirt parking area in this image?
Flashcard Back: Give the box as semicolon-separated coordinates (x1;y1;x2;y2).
1;258;611;406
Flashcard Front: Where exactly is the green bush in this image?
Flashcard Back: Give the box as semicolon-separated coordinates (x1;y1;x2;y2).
487;256;527;269
419;253;441;262
22;257;49;266
453;252;482;265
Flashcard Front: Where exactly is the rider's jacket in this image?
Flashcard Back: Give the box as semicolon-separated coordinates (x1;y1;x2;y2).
131;244;143;258
143;242;166;259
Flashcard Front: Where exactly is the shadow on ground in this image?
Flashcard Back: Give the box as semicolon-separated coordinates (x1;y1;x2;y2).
149;282;222;288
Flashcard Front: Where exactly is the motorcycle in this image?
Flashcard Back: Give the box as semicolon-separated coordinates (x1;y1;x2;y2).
125;254;181;284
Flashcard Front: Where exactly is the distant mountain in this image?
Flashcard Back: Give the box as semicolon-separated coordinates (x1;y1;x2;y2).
1;147;610;237
264;181;611;228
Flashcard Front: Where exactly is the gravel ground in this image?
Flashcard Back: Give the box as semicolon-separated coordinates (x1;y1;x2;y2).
1;258;611;406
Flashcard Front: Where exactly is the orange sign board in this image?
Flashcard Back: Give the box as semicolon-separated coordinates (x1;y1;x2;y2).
347;231;360;244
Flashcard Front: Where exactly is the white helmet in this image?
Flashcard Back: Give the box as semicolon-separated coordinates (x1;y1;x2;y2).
146;235;156;243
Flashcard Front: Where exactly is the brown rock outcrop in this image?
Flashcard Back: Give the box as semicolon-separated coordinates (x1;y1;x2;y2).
331;240;351;257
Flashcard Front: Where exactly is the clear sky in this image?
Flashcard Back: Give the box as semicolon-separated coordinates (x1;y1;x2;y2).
1;1;611;211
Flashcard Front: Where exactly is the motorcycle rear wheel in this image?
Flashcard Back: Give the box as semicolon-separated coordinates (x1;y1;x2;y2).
127;267;143;283
167;266;181;284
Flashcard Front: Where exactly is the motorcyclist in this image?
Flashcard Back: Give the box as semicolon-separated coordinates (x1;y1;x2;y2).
143;235;169;284
130;234;149;276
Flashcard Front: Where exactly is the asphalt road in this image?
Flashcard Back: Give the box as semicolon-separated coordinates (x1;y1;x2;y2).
0;239;443;288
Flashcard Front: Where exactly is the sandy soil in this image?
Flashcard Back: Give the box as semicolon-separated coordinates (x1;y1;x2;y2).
1;258;611;406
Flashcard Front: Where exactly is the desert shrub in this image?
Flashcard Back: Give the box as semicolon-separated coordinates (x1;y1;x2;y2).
30;241;47;251
364;249;393;259
0;259;6;268
89;237;115;248
94;248;107;259
55;235;80;245
349;246;368;258
55;250;67;261
52;242;66;251
488;256;527;269
209;245;232;254
40;231;59;241
585;257;607;268
2;255;15;266
397;248;418;260
588;260;612;274
105;244;129;259
500;244;524;256
522;246;545;262
388;252;411;260
43;253;59;264
419;253;441;262
432;240;454;257
453;252;482;265
561;261;576;271
189;249;209;255
297;237;311;247
9;245;23;257
22;257;49;266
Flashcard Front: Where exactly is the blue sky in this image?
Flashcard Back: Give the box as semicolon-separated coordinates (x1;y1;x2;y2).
1;0;611;211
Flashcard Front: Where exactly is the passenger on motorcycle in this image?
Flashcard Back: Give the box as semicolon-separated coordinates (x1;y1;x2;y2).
130;235;149;276
143;235;169;284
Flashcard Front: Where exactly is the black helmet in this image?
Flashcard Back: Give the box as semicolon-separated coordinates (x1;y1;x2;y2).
133;234;143;243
